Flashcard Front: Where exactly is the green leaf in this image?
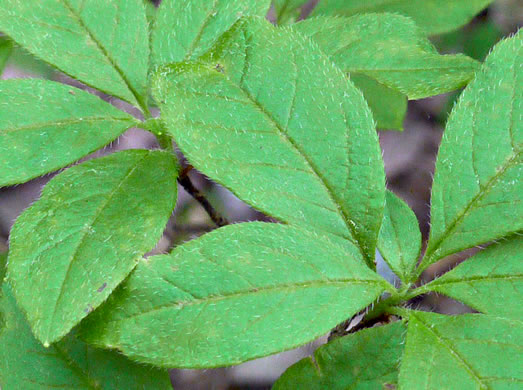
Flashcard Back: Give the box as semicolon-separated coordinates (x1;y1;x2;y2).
399;311;523;388
0;79;138;187
422;237;523;320
292;14;480;100
0;284;171;389
151;0;271;68
0;0;150;106
0;37;12;75
0;252;6;288
273;321;406;389
8;150;178;345
377;191;421;284
423;31;522;268
311;0;495;35
80;222;388;368
154;18;385;263
350;74;406;131
273;0;306;24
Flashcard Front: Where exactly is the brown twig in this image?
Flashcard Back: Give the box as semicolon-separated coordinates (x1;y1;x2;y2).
177;166;228;228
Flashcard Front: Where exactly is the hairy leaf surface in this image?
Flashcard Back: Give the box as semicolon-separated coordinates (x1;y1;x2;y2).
424;32;522;268
0;285;170;389
273;321;406;389
0;252;6;288
151;0;270;67
8;150;178;345
423;237;523;320
273;0;306;24
399;311;523;388
377;191;421;284
311;0;495;35
155;18;385;263
293;14;479;100
0;79;137;187
80;222;388;368
350;74;406;130
0;0;150;105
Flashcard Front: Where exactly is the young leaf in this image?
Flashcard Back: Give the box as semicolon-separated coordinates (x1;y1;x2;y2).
0;79;138;187
377;191;422;284
8;150;178;345
151;0;271;68
350;74;407;131
311;0;495;35
80;222;388;368
399;311;523;388
292;14;480;100
423;31;522;268
154;18;385;263
0;37;12;74
273;0;306;24
422;237;523;320
273;321;406;389
0;0;150;106
0;285;171;389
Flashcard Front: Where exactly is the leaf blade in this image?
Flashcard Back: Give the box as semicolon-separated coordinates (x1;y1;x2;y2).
7;150;178;345
399;311;523;388
273;321;406;389
0;79;138;187
292;14;480;100
311;0;495;35
80;222;387;368
151;0;271;67
423;237;523;320
0;285;171;390
423;31;522;268
0;0;150;105
155;18;385;262
377;191;422;284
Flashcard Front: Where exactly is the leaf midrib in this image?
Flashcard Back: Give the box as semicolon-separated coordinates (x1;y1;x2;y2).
424;149;521;267
60;0;143;106
1;116;134;134
112;277;383;323
231;30;368;261
45;152;151;342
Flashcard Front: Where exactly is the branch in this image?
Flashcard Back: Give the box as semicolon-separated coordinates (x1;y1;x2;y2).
177;167;228;228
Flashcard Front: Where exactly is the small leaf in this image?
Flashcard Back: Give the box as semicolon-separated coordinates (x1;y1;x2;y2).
273;0;306;24
293;14;480;100
350;74;407;131
273;321;406;389
154;18;385;263
423;31;522;268
0;79;138;187
422;237;523;320
311;0;495;35
399;311;523;388
377;191;422;284
8;150;178;345
151;0;271;68
0;37;12;75
80;222;388;368
0;0;150;105
0;285;171;389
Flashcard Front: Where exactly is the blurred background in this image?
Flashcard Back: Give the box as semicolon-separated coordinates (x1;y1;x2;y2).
0;0;521;388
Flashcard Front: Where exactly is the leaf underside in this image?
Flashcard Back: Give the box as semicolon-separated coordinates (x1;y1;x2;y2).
154;17;385;263
8;150;178;345
80;222;387;368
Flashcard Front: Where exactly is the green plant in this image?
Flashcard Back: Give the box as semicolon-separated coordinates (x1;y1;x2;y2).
0;0;520;388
